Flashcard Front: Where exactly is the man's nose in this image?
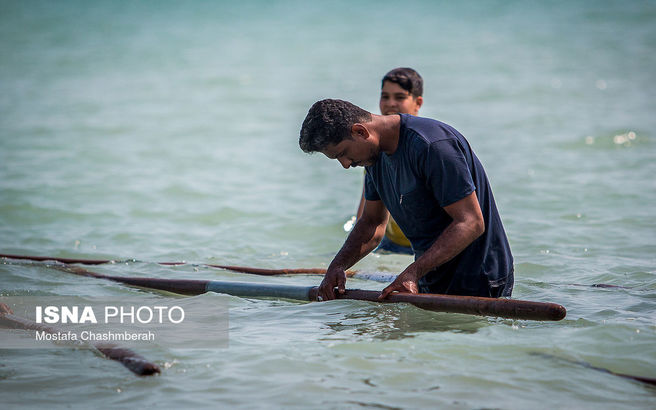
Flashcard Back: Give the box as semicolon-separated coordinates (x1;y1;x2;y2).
383;100;397;109
338;157;350;169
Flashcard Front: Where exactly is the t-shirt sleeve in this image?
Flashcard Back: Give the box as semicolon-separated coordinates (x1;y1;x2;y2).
425;139;475;207
363;170;380;201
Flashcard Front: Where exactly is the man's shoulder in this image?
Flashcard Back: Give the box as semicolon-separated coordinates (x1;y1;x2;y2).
402;114;460;145
400;117;463;161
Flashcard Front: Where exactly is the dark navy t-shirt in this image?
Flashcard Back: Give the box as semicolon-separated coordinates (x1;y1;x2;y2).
364;114;513;295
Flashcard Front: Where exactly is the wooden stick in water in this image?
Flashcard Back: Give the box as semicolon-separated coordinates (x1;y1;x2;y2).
1;254;630;288
0;303;160;376
0;253;356;276
530;352;656;386
51;265;566;321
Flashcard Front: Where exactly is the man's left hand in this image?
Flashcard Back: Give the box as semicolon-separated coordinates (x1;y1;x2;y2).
378;267;420;300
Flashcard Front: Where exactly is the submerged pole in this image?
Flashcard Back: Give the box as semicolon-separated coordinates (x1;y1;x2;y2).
0;253;356;276
0;303;160;376
49;265;566;321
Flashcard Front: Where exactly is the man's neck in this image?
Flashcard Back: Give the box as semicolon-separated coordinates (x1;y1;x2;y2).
376;114;401;155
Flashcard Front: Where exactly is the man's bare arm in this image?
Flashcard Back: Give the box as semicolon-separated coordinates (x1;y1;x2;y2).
318;199;388;300
355;185;366;220
379;191;484;298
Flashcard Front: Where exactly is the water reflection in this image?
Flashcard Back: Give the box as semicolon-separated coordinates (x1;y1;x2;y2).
323;304;487;341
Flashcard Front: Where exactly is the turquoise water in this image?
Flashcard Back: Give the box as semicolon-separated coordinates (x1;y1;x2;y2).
1;0;655;408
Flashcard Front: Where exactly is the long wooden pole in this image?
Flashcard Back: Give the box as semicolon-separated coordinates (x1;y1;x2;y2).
50;265;566;321
0;254;629;289
530;352;656;386
0;303;160;376
0;253;357;276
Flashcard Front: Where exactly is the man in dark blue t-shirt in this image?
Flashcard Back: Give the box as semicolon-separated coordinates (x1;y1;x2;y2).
299;99;513;301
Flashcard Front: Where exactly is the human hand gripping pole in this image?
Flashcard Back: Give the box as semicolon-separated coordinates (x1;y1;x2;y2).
317;265;347;301
316;198;389;301
378;265;420;300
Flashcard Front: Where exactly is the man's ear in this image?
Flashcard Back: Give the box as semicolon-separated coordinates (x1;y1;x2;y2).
351;123;369;139
415;96;424;111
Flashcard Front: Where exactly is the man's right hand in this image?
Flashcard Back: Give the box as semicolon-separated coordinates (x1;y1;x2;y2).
318;266;347;301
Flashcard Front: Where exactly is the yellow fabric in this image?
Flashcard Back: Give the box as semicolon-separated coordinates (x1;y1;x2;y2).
385;216;412;247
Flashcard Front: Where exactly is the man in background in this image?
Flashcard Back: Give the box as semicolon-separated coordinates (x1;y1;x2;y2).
352;68;423;255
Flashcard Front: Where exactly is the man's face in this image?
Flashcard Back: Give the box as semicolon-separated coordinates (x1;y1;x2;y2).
321;135;379;169
379;81;422;116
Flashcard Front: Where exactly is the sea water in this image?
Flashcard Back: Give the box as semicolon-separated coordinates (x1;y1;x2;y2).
0;0;654;408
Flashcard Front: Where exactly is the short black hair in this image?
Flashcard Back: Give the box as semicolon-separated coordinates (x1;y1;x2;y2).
299;99;372;153
381;67;423;98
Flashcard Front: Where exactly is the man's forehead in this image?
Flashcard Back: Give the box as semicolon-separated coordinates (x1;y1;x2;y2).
381;81;410;94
